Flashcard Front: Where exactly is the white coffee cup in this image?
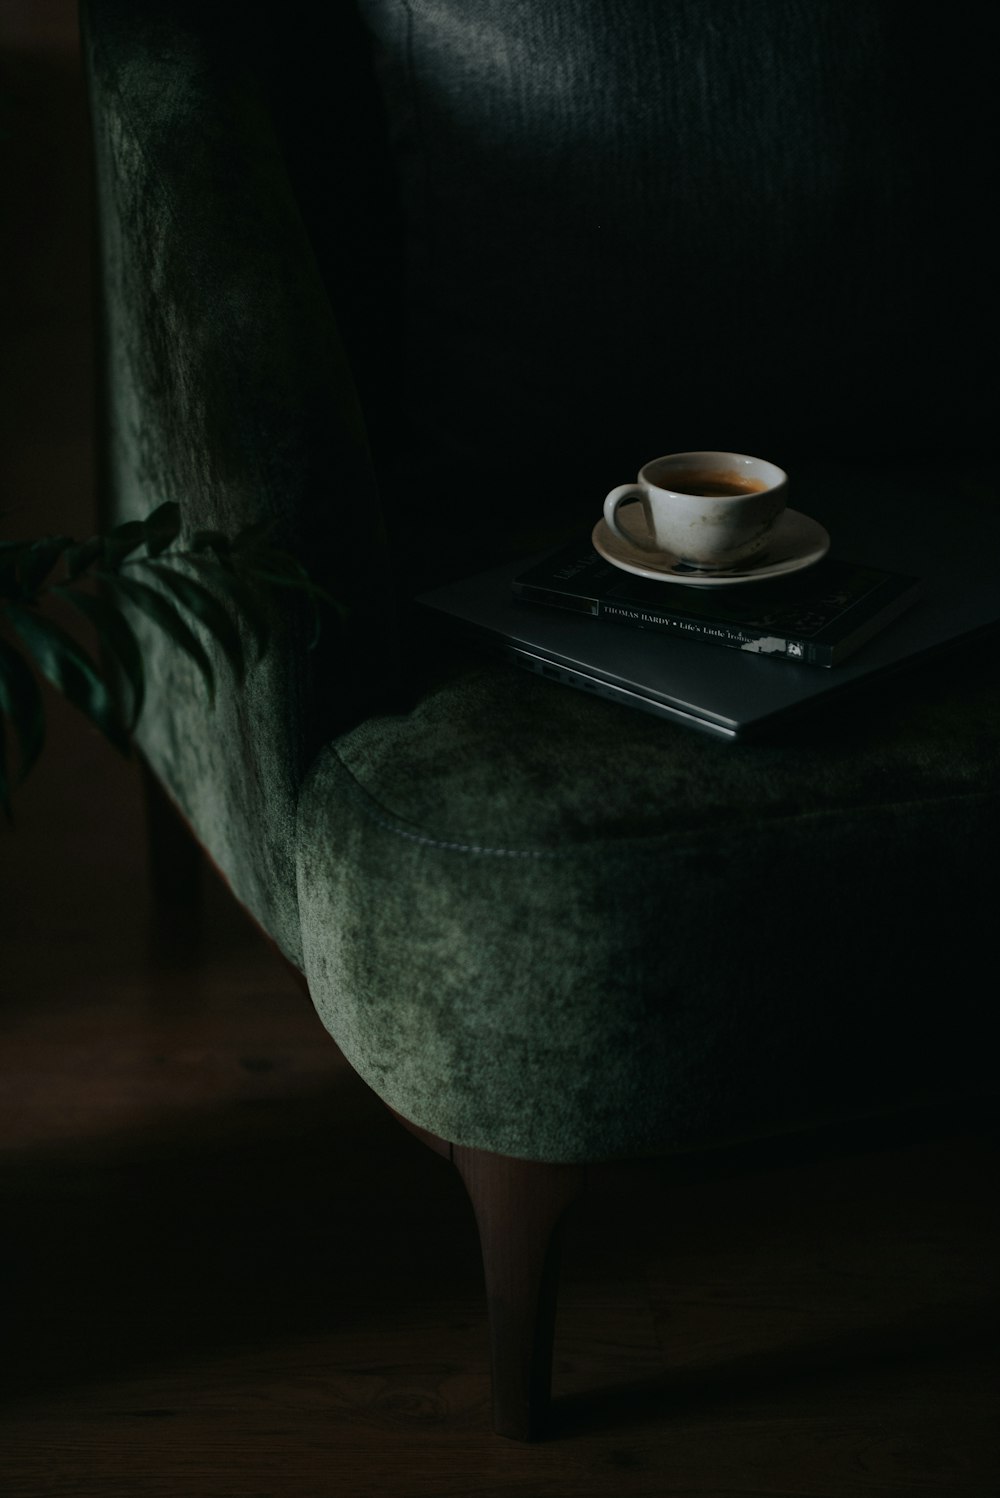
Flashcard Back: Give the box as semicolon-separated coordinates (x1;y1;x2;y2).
603;450;788;569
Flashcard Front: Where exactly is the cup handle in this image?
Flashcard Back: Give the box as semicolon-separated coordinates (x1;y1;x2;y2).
603;484;647;548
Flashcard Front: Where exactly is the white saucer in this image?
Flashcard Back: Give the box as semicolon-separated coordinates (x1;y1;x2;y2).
591;505;831;587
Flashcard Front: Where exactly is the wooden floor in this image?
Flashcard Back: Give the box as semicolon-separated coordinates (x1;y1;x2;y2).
2;6;999;1495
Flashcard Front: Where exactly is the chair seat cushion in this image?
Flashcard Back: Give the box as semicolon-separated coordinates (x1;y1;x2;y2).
295;641;998;1162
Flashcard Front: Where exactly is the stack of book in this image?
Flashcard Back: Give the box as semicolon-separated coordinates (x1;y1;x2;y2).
512;543;922;669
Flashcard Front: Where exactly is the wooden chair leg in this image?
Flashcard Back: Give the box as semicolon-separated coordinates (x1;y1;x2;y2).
453;1143;586;1441
138;756;203;952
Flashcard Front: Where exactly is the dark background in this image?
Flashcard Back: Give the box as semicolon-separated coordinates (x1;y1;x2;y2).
1;5;998;1495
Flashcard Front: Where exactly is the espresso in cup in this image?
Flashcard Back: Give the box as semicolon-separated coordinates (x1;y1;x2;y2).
664;470;770;499
603;450;787;568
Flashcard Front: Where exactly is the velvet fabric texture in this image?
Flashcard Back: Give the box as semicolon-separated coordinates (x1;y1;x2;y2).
298;626;998;1160
82;0;998;1161
296;459;1000;1160
83;0;395;961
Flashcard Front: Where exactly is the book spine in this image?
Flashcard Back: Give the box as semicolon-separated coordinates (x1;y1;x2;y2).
596;600;833;666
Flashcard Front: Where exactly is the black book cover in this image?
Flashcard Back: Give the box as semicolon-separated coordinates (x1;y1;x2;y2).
512;543;923;667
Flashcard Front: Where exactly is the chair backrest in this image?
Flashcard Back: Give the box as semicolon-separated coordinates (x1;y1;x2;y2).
267;0;994;582
82;0;995;956
83;0;394;962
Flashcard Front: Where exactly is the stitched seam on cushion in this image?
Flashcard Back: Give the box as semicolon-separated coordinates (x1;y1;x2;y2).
326;750;998;861
330;755;573;859
341;775;568;859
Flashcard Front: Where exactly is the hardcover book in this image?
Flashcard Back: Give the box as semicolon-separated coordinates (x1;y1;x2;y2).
511;542;923;668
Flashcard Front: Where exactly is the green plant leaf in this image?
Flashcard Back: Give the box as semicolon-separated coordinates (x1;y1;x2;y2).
104;572;216;703
230;518;277;552
181;555;269;662
102;519;146;570
189;529;234;566
4;602;131;756
110;518;143;538
0;544;23;599
244;548;341;607
54;584;146;731
240;567;320;648
141;561;245;680
0;635;45;782
241;550;345;648
142;500;181;557
20;535;75;594
65;535;104;580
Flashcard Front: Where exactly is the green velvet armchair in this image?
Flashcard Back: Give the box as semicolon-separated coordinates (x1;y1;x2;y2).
81;0;998;1440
